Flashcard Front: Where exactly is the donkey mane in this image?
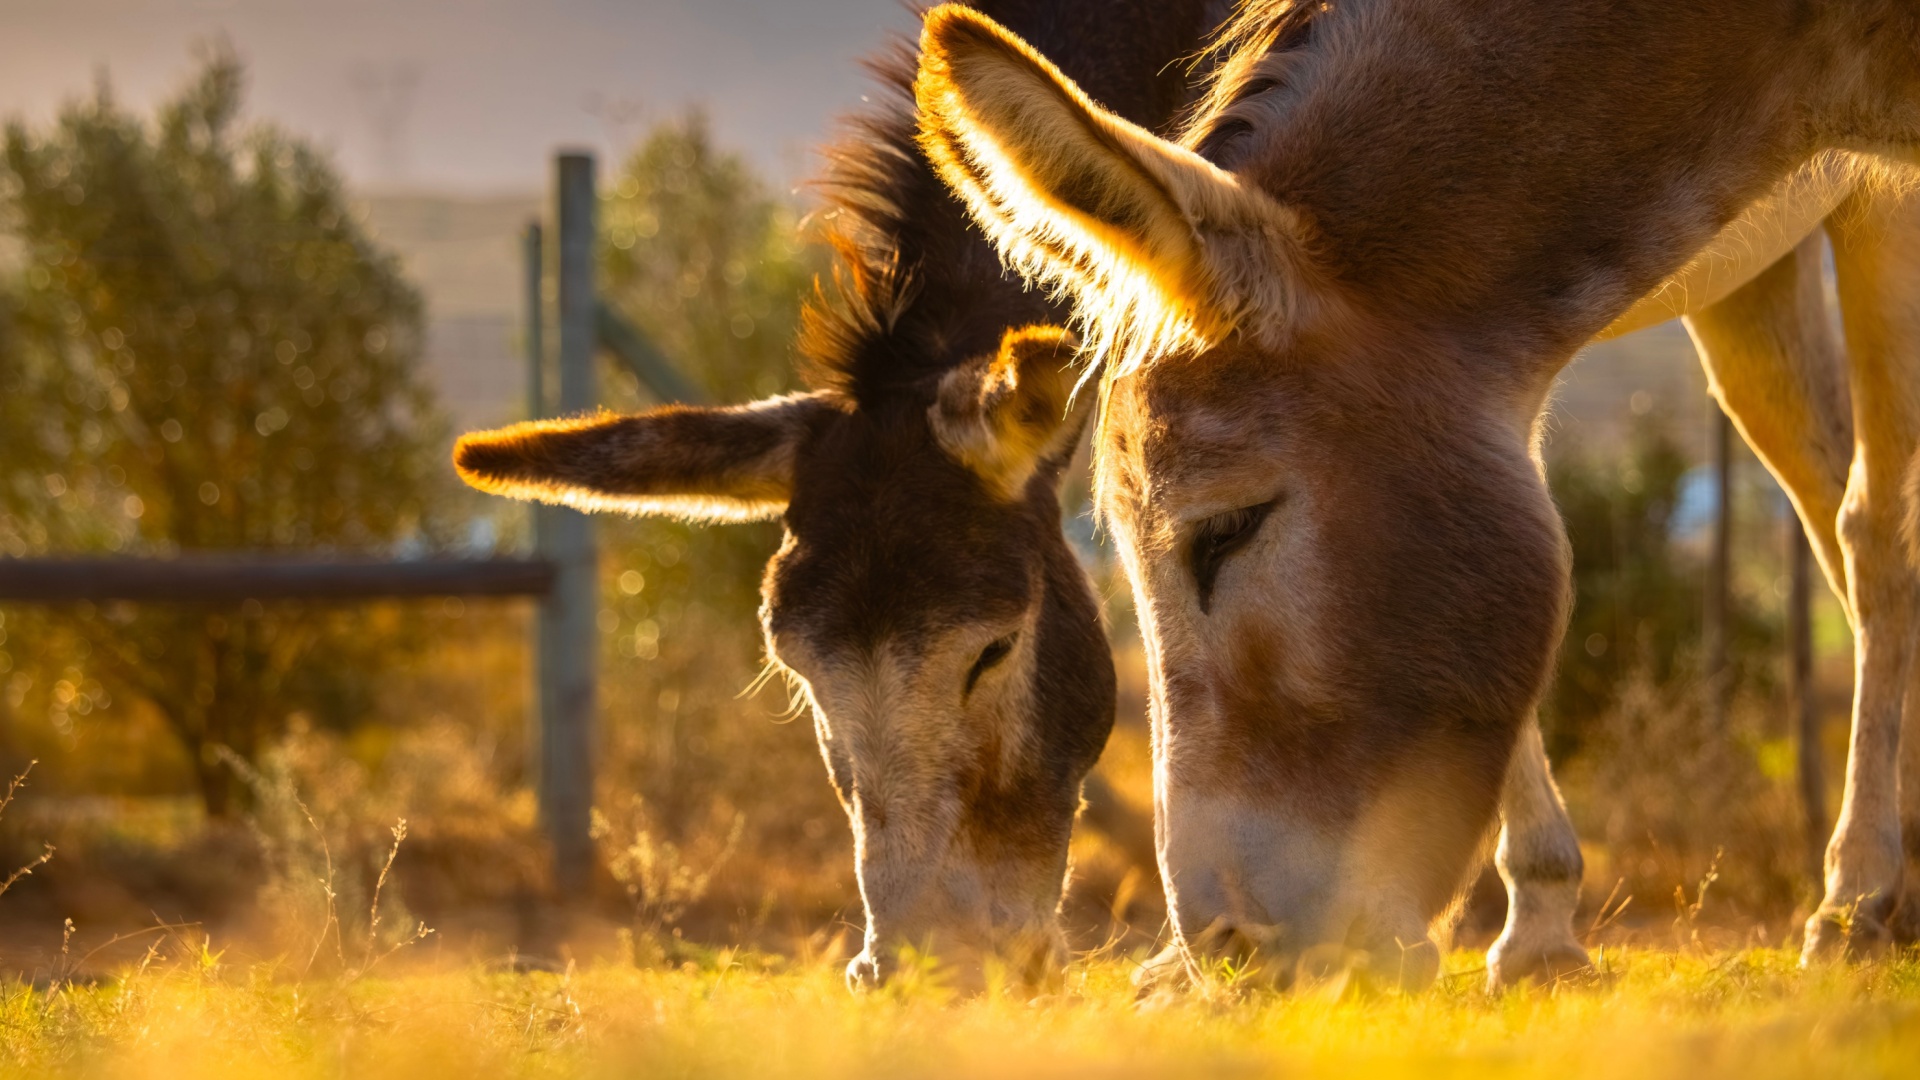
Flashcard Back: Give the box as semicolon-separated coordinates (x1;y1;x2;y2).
802;0;1224;408
801;40;1054;407
1178;0;1327;137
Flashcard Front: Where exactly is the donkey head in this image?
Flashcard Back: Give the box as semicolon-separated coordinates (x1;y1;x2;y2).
915;6;1569;987
455;324;1113;989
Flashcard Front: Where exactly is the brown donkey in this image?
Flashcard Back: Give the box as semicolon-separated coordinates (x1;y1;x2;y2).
455;0;1232;989
914;0;1920;988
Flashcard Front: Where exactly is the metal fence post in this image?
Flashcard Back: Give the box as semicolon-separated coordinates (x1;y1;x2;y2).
523;218;561;869
539;153;599;892
1704;403;1733;729
525;221;547;422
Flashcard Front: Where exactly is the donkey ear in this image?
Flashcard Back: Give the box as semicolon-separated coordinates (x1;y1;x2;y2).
930;325;1088;499
453;392;837;523
915;4;1314;374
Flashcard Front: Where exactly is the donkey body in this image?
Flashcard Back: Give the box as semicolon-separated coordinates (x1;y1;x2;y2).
915;0;1920;988
457;0;1230;989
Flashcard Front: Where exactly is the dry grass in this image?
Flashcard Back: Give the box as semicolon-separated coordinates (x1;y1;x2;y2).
0;538;1874;1080
0;633;1843;963
1556;672;1836;943
0;600;1892;1080
0;948;1915;1079
5;700;1891;1080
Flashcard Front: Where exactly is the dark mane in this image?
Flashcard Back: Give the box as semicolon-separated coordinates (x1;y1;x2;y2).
1178;0;1330;142
799;39;1047;406
800;0;1225;409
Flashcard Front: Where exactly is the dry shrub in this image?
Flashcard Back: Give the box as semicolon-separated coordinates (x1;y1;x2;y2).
228;718;538;968
593;794;745;965
226;725;418;971
595;594;856;947
1562;670;1814;938
372;718;544;912
0;764;52;902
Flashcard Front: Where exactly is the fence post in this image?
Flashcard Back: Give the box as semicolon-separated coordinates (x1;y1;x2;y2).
1704;403;1733;729
538;153;599;892
523;218;559;871
525;222;546;421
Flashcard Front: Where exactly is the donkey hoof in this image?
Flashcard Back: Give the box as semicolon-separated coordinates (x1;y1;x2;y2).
1131;944;1190;1001
845;951;885;991
1801;908;1894;964
1486;937;1590;992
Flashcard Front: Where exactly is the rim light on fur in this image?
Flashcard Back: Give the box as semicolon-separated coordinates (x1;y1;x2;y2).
915;5;1219;384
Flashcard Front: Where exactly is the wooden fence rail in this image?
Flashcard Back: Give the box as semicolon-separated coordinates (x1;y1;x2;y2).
0;151;711;894
0;556;553;603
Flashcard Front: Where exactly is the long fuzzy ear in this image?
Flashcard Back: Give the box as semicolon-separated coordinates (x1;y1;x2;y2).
453;393;837;523
930;326;1088;500
915;4;1312;376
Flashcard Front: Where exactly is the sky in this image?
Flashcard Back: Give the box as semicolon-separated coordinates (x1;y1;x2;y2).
2;0;921;194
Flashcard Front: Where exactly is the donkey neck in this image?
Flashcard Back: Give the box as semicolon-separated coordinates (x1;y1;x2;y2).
1246;0;1899;371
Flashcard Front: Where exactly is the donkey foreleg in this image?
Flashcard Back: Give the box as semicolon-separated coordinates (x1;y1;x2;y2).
1896;662;1920;943
1804;189;1920;961
1812;489;1915;959
1487;718;1589;991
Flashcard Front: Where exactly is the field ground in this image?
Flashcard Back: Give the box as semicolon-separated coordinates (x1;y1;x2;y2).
0;949;1914;1078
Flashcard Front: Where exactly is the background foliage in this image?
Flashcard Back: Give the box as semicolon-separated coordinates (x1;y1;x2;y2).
1543;415;1783;760
590;114;846;927
0;51;458;814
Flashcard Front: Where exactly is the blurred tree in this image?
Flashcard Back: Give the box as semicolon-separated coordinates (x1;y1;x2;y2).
590;115;839;853
1544;414;1780;760
0;49;456;815
600;113;814;404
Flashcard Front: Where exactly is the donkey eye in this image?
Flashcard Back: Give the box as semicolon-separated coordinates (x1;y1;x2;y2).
1191;500;1278;614
965;633;1018;697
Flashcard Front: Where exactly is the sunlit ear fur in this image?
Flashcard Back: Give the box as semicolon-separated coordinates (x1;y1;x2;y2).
453;392;837;523
914;4;1314;378
931;326;1088;500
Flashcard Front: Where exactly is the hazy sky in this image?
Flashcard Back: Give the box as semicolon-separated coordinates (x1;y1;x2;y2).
3;0;920;193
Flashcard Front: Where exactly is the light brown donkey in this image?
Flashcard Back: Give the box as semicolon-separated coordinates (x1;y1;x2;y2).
455;0;1231;989
914;0;1920;988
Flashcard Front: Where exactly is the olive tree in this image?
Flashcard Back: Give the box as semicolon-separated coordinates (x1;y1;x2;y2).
0;51;455;814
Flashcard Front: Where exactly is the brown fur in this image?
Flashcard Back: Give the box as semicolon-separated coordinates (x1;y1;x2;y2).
915;5;1321;382
914;0;1920;982
455;0;1229;989
454;396;837;522
929;326;1087;499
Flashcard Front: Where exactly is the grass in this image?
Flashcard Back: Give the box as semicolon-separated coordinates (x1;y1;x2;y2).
0;948;1914;1079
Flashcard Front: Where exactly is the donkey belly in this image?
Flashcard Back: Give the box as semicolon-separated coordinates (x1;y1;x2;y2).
1598;156;1855;340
